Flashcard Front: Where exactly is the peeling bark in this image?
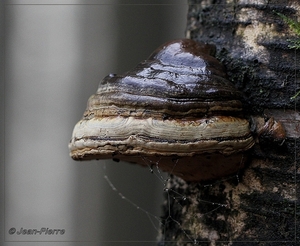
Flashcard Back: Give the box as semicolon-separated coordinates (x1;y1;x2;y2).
159;1;300;245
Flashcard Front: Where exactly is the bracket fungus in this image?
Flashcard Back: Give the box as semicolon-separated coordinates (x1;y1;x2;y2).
69;39;255;182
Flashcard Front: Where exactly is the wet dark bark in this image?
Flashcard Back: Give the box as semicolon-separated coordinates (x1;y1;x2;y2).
159;1;299;245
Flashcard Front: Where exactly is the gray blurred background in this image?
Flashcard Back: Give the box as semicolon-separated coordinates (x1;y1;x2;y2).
1;0;187;245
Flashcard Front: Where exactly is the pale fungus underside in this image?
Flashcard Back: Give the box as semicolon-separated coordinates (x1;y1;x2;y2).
69;39;255;182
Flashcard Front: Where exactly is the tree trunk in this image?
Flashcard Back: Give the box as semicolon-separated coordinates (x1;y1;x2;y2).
159;1;299;245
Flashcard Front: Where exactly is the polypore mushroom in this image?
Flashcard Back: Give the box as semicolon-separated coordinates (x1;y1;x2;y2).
69;39;255;182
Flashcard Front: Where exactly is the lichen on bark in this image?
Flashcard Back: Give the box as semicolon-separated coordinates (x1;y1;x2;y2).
187;0;299;114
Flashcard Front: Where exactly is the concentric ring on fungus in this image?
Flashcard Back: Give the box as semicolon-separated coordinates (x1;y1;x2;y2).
69;39;255;182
